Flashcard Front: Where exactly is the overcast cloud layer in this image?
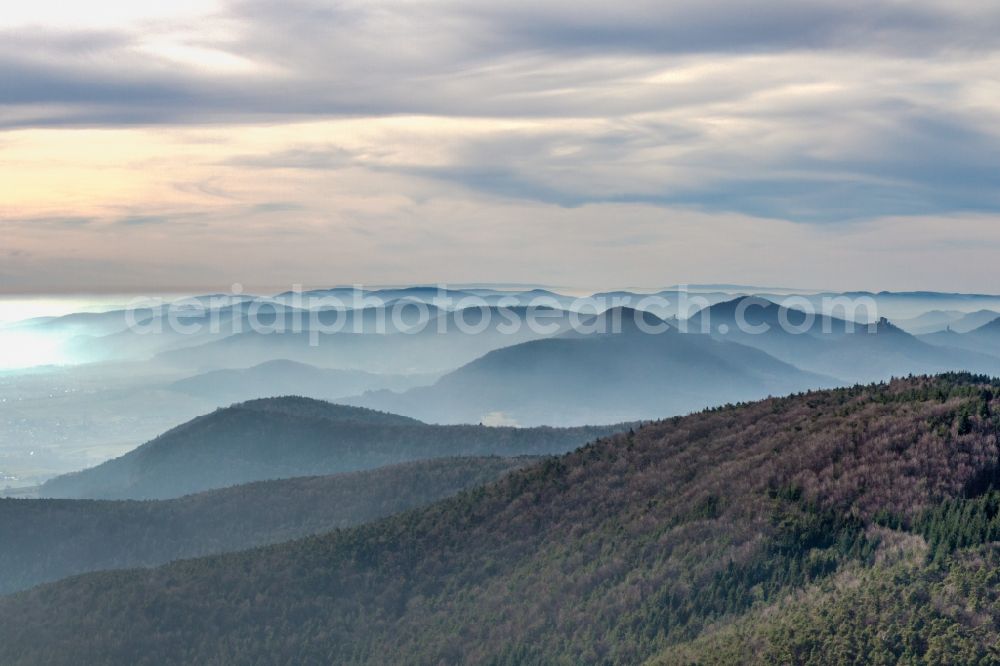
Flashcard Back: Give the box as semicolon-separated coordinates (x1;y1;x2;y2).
2;0;999;292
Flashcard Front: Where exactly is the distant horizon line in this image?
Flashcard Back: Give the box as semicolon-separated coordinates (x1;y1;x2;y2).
7;283;1000;299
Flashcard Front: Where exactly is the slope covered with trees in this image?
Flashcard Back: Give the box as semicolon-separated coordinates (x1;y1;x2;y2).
0;457;537;594
4;375;1000;664
0;456;532;595
39;397;623;499
651;540;1000;664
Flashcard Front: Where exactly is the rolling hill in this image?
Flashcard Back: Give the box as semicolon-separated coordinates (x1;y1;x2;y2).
168;359;435;404
38;397;625;499
895;308;1000;335
154;305;581;373
0;456;533;595
940;308;1000;333
351;308;833;425
66;301;435;364
685;297;1000;382
921;316;1000;357
892;309;968;334
5;375;999;663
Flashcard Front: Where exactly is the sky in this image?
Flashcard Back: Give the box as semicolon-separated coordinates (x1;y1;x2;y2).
2;0;1000;294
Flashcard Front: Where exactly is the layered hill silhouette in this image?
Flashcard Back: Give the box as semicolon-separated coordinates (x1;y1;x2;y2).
6;375;999;663
155;305;582;372
38;397;624;499
351;308;832;425
685;297;1000;382
895;308;1000;335
65;301;445;365
921;316;1000;357
0;456;532;595
168;359;434;404
944;309;1000;332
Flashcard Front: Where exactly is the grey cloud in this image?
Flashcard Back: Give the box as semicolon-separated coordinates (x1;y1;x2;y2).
195;92;1000;223
117;215;169;226
234;0;1000;65
3;1;1000;223
354;101;1000;222
4;216;96;228
460;1;950;56
5;1;1000;124
0;28;133;56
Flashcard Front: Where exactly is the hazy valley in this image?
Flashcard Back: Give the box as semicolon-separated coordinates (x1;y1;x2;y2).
5;286;1000;663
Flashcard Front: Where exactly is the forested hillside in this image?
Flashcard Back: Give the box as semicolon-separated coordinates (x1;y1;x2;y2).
39;397;624;499
3;375;1000;664
0;456;532;595
652;541;1000;664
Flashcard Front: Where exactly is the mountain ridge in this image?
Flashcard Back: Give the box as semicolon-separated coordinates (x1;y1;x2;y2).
0;456;534;595
350;310;834;425
39;397;627;500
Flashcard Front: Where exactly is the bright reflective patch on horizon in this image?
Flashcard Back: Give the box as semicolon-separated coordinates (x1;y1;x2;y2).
0;330;68;369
